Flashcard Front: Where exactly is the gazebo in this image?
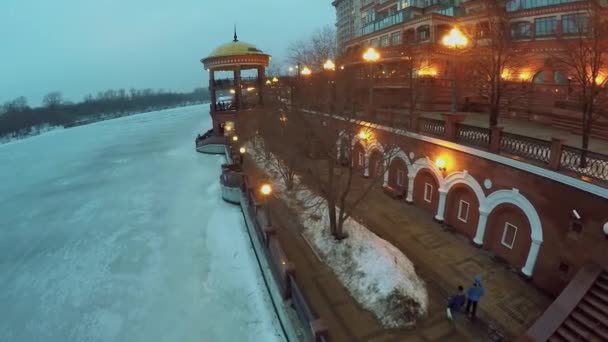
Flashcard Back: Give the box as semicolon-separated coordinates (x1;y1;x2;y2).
199;30;271;147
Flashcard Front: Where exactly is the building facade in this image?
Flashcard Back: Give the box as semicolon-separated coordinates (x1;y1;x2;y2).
332;0;608;139
333;0;363;54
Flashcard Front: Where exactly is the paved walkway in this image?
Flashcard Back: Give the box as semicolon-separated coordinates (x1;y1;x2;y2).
420;111;608;154
242;159;540;341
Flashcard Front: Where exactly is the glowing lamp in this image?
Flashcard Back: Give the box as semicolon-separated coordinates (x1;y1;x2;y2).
301;67;312;76
442;28;468;49
519;72;530;81
436;158;447;171
232;136;238;142
265;79;272;85
239;147;246;154
225;126;232;132
323;59;336;71
229;89;236;94
272;77;279;83
260;184;272;196
363;48;380;62
358;130;370;140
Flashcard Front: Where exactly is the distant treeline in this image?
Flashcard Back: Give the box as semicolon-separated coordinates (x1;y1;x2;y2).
0;87;209;140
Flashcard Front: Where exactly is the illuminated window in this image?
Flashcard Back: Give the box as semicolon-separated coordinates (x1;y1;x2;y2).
424;183;433;203
501;223;518;249
397;170;405;186
457;200;470;223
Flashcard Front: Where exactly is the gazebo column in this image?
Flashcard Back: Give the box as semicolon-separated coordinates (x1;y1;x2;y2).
258;66;266;106
209;69;217;112
234;66;242;110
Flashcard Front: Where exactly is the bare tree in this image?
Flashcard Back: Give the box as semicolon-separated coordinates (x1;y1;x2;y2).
552;3;608;166
465;0;528;128
2;96;29;113
289;103;398;239
43;92;63;108
287;25;336;71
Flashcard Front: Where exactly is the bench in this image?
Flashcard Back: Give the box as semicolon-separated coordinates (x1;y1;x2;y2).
383;185;405;199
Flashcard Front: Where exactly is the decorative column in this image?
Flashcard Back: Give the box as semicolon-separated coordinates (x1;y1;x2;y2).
258;66;266;106
363;152;370;177
549;138;565;170
489;126;503;153
383;161;390;187
473;207;490;246
209;69;217;111
521;239;542;277
434;188;448;222
234;66;242;110
406;174;415;203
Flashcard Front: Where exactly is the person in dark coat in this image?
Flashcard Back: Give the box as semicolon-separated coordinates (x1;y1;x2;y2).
465;276;485;320
447;285;466;320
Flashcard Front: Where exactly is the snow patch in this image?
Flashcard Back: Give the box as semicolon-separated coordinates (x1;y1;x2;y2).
247;140;428;328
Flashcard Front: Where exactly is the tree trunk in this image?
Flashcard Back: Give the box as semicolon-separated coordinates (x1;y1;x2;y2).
489;104;499;128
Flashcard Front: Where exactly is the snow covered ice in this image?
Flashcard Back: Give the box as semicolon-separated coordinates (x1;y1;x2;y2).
0;105;285;342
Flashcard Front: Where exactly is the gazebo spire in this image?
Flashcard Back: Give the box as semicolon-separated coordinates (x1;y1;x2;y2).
233;24;238;42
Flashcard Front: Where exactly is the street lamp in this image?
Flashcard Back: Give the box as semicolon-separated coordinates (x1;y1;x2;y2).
232;135;238;142
301;66;312;76
260;183;272;196
323;59;336;113
323;59;336;71
239;147;246;165
363;48;381;119
441;28;469;114
260;183;273;225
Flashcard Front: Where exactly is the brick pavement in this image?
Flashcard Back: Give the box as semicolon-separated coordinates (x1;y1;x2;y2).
343;175;553;340
243;161;494;342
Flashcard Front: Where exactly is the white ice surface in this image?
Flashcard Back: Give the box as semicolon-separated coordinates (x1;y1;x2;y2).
0;105;285;342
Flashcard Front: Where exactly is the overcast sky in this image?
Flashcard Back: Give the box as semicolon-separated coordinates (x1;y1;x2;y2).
0;0;334;106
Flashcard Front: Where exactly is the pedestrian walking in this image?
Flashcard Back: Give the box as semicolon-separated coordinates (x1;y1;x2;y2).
446;285;466;321
465;276;485;321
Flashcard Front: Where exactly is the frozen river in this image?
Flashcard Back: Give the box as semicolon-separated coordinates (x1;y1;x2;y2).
0;105;285;342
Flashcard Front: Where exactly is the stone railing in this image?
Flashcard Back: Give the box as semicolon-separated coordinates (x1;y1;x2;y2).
560;146;608;182
380;111;608;185
240;175;330;341
456;124;491;149
418;117;446;137
500;132;552;165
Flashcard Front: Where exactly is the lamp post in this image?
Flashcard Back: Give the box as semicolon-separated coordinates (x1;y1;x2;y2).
260;183;273;226
323;59;336;113
239;147;246;165
363;47;380;119
441;28;469;114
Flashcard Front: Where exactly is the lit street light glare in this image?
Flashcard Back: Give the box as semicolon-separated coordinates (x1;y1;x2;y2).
323;59;336;71
232;136;238;142
260;184;272;196
239;147;246;154
442;28;468;48
301;67;312;76
363;48;380;62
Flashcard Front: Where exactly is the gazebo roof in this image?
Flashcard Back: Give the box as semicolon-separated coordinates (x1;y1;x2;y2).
207;40;265;58
202;29;271;69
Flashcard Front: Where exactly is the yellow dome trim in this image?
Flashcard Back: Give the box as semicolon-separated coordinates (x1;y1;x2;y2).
208;41;265;58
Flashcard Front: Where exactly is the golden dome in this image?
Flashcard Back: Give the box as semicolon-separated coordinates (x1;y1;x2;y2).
207;40;265;58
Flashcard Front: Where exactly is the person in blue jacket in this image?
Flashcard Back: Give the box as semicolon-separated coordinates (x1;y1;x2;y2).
465;276;485;320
